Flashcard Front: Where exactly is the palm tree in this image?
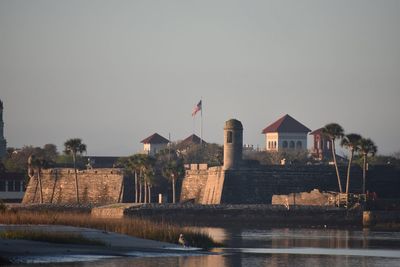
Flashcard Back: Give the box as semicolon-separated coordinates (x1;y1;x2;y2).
127;154;156;203
162;159;185;203
322;123;345;193
142;157;155;203
341;133;362;194
359;138;377;194
144;167;155;203
28;155;47;203
64;138;86;203
127;154;143;203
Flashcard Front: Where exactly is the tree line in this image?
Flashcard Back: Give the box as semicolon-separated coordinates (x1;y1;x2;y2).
323;123;377;195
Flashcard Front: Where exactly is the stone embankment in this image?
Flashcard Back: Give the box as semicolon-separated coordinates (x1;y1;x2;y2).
121;204;362;227
7;203;400;228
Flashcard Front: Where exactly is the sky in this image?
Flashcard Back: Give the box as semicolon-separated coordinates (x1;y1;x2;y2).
1;0;399;156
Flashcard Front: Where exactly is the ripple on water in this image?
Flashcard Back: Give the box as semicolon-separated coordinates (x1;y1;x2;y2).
220;247;400;258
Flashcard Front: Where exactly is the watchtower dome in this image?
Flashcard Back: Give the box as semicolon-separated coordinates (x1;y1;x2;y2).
223;119;243;170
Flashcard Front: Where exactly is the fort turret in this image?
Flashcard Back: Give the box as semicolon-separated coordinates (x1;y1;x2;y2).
223;119;243;170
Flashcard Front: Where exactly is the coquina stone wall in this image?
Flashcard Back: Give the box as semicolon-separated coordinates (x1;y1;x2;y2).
22;168;134;205
180;165;400;204
180;167;208;202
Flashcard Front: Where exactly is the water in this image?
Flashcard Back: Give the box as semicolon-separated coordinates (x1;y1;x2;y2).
9;228;400;267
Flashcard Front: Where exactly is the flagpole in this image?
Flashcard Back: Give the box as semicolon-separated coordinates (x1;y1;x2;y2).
193;116;195;135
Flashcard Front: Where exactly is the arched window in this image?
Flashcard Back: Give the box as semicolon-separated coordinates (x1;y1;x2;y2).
274;141;277;149
296;141;302;149
282;141;288;148
289;141;295;148
268;141;270;149
227;131;233;143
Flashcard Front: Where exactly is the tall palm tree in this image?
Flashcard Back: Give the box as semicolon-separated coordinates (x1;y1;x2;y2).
127;154;155;203
162;159;184;203
64;138;86;203
142;157;155;203
143;167;155;203
359;138;377;194
322;123;345;193
28;155;47;203
341;133;362;194
127;154;144;203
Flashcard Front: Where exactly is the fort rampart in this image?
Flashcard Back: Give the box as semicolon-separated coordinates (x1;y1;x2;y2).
181;164;400;204
22;168;134;205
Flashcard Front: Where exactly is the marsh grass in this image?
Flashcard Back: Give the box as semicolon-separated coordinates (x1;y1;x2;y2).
0;211;221;249
0;230;105;246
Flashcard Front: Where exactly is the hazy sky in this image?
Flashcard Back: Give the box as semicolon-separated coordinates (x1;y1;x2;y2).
1;0;399;156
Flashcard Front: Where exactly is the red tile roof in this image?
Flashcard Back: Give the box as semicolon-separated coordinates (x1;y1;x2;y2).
141;133;169;144
179;134;207;146
261;114;311;134
310;127;324;135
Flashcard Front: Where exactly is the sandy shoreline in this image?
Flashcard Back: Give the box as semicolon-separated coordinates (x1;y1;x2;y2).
0;225;203;264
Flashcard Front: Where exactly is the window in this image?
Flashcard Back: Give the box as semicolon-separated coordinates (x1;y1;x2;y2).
0;180;5;191
227;131;233;143
274;141;277;149
289;141;295;148
282;141;288;148
7;180;14;192
296;141;302;149
15;181;21;192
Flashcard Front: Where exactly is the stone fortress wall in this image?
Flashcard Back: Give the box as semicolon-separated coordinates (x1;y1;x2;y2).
23;168;134;205
22;117;400;206
180;119;400;205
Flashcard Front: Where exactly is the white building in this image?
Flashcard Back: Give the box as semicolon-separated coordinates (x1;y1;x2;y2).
261;114;311;152
140;133;169;156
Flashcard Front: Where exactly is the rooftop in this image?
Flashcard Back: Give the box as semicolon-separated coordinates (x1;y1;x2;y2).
310;127;324;135
141;133;169;144
261;114;311;134
179;134;207;147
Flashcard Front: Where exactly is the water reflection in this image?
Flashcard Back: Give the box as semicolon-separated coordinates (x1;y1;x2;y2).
193;227;400;250
9;228;400;267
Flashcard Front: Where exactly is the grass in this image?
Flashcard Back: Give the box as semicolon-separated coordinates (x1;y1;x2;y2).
0;230;105;246
0;210;222;249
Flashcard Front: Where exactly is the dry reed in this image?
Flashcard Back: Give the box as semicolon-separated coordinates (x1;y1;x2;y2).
0;230;105;246
0;211;220;248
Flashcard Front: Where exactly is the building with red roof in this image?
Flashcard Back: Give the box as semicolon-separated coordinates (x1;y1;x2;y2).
141;133;169;156
178;134;206;147
309;127;332;160
261;114;311;152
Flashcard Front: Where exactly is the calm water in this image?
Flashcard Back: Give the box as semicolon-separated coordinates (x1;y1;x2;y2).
10;228;400;267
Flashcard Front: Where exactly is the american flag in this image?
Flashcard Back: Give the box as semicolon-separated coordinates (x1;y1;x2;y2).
192;100;202;117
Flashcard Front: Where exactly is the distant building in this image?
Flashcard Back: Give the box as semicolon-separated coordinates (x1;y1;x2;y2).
0;172;25;203
261;114;311;152
141;133;169;156
0;100;7;158
310;127;332;160
178;134;206;148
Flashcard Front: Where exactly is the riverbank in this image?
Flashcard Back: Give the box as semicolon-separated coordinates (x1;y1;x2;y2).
6;203;400;229
95;203;363;227
0;225;205;265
